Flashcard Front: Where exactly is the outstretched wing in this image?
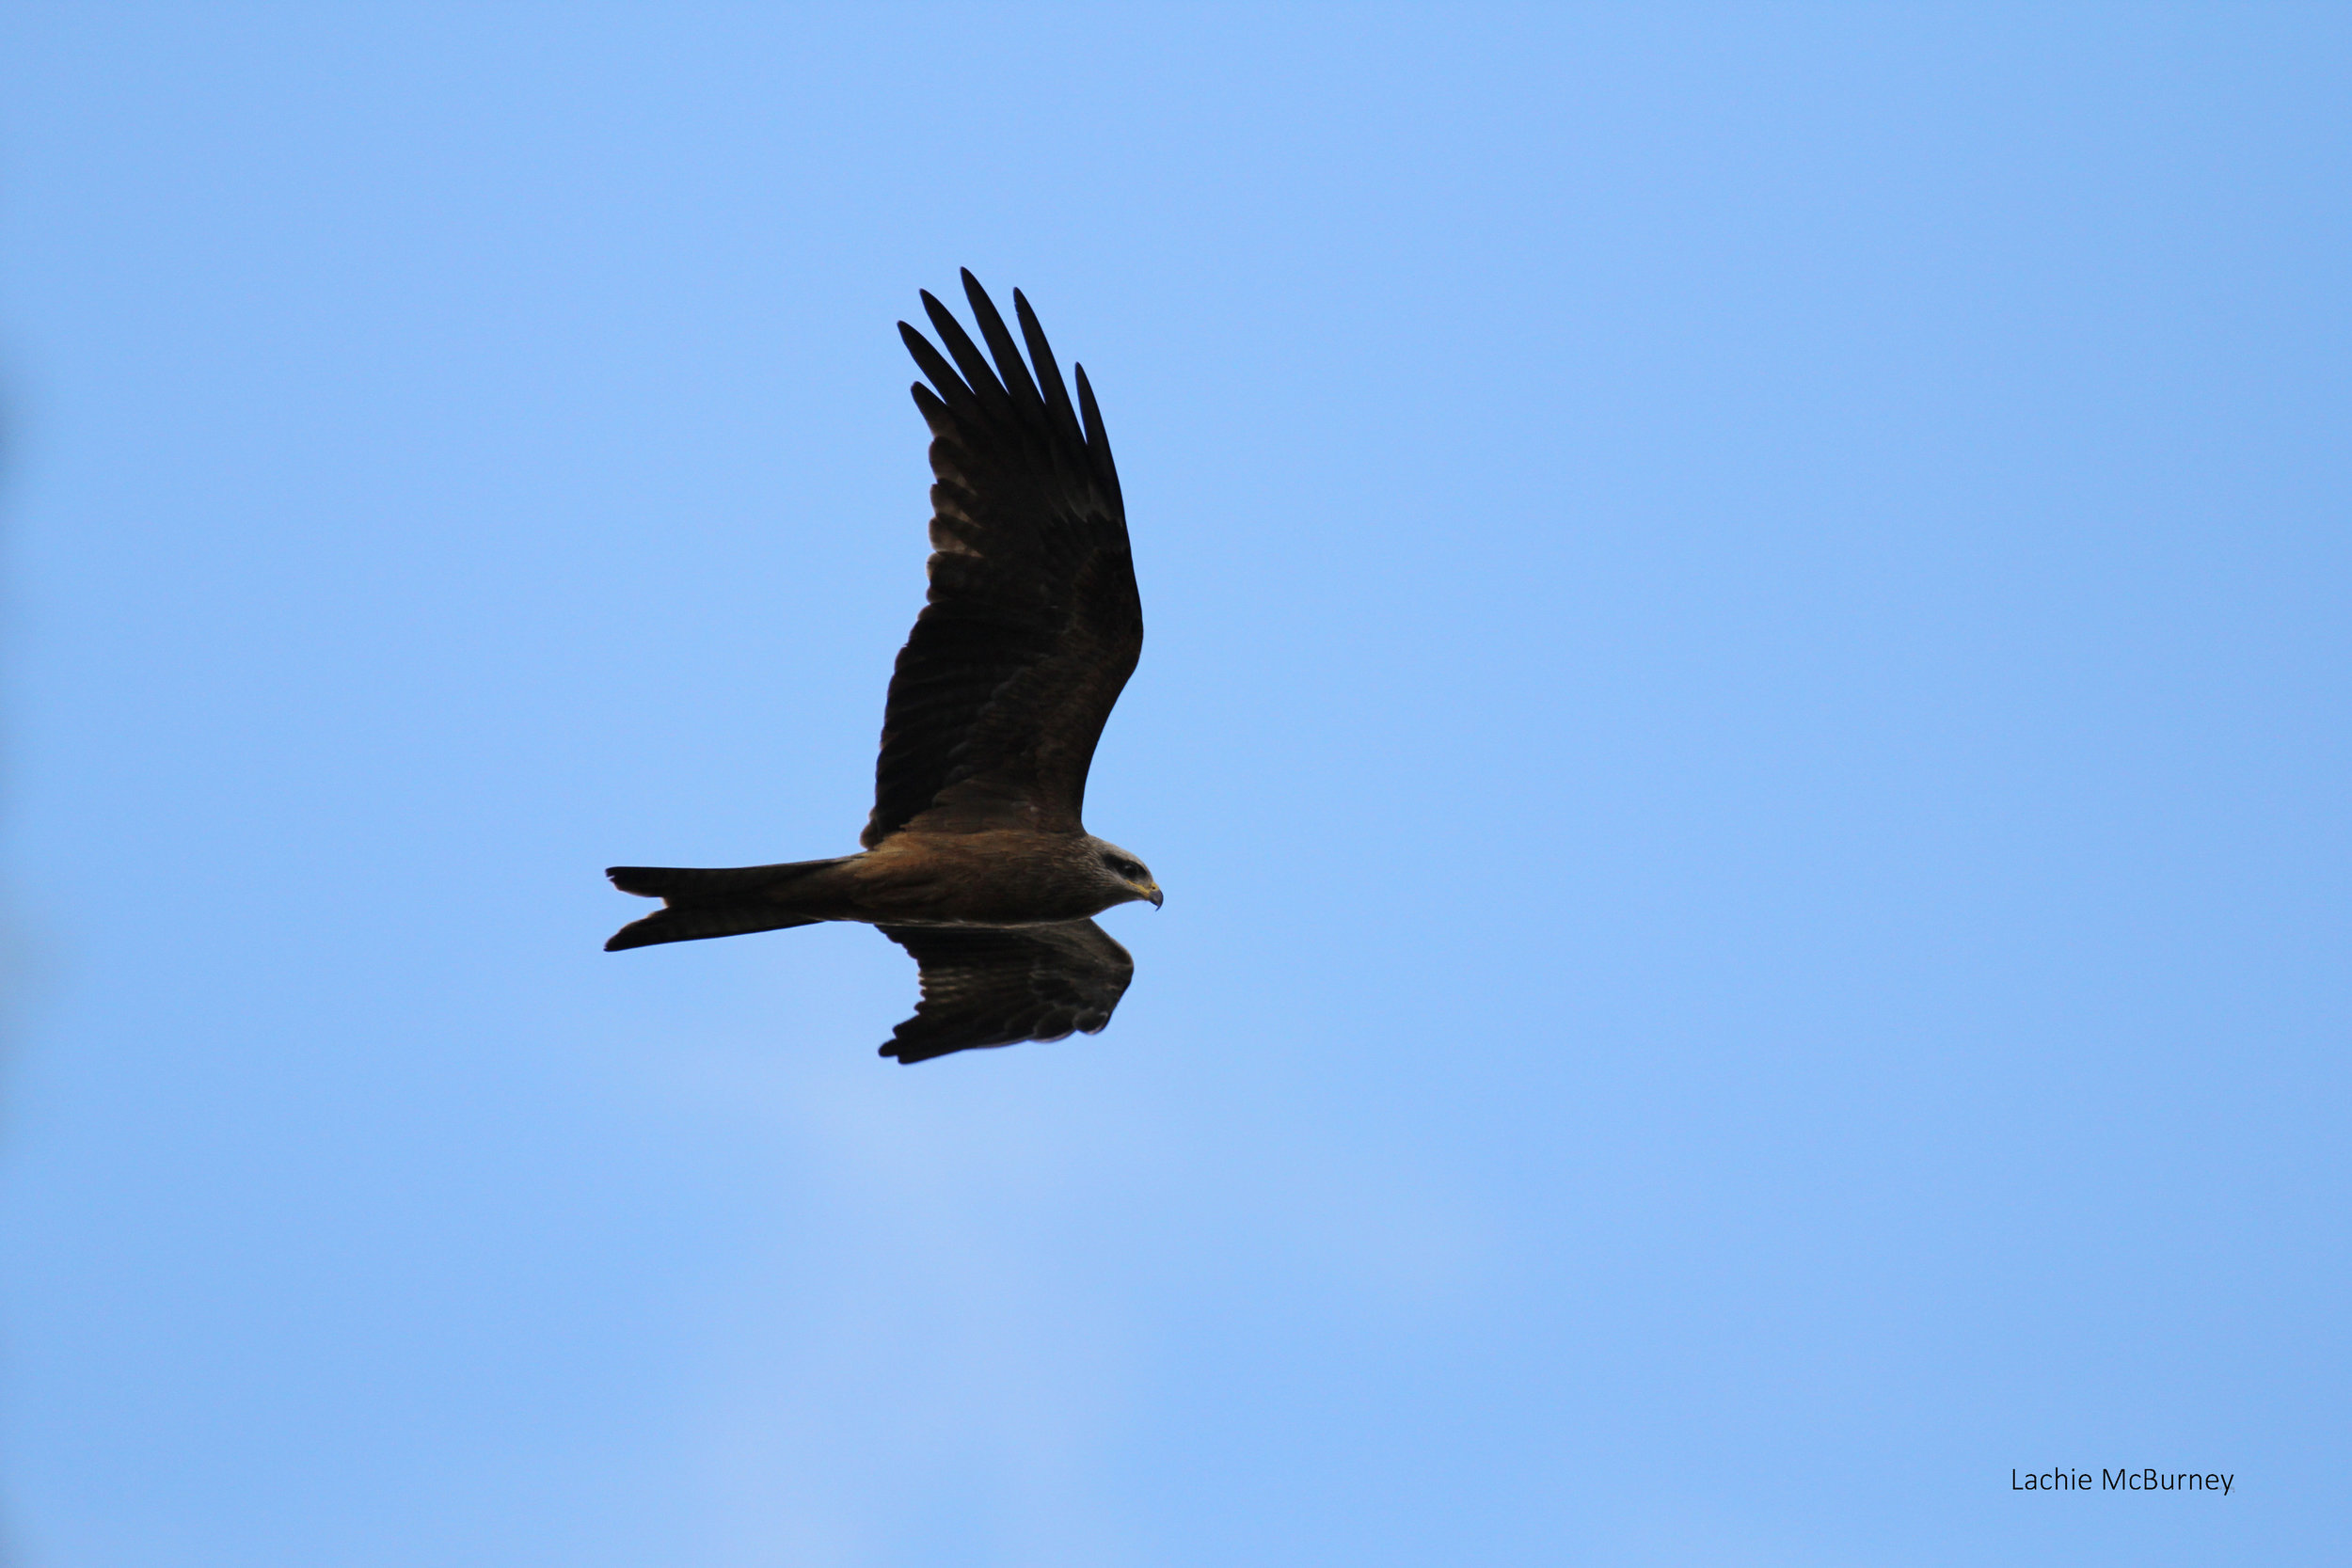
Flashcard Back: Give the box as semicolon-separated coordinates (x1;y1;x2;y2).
864;272;1141;847
875;919;1136;1064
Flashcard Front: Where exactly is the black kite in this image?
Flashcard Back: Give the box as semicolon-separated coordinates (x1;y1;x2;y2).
605;273;1158;1064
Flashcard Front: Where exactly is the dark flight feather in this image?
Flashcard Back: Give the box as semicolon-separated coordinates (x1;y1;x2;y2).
864;272;1141;847
876;919;1135;1063
962;284;1048;420
1015;290;1089;458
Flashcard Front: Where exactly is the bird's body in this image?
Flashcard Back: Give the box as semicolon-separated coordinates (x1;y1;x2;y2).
610;829;1155;932
605;273;1158;1063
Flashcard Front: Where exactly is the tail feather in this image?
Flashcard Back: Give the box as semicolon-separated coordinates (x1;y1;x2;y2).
607;858;850;899
605;903;821;951
603;855;853;952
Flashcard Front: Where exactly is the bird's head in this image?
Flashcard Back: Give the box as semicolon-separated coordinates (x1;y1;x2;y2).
1088;839;1163;910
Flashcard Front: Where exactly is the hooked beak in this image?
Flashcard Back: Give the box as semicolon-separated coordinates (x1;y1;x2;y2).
1145;883;1164;910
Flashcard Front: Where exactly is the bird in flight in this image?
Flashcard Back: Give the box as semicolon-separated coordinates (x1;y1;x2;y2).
605;272;1158;1064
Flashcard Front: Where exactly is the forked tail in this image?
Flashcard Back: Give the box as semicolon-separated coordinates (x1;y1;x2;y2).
603;857;850;951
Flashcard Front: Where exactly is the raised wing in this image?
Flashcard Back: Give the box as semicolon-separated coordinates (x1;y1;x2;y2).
875;919;1136;1063
864;272;1141;847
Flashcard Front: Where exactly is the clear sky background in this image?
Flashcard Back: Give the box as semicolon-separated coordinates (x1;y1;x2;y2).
2;6;2346;1565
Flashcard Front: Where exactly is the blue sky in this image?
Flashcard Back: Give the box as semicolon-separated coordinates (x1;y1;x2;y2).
3;6;2346;1564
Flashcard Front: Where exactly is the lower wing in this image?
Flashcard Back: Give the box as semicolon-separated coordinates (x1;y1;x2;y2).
874;919;1136;1064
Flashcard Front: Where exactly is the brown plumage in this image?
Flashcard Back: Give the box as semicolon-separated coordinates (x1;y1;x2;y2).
605;273;1159;1064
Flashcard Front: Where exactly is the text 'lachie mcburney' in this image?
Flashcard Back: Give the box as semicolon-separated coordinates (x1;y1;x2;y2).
2011;1468;2233;1495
